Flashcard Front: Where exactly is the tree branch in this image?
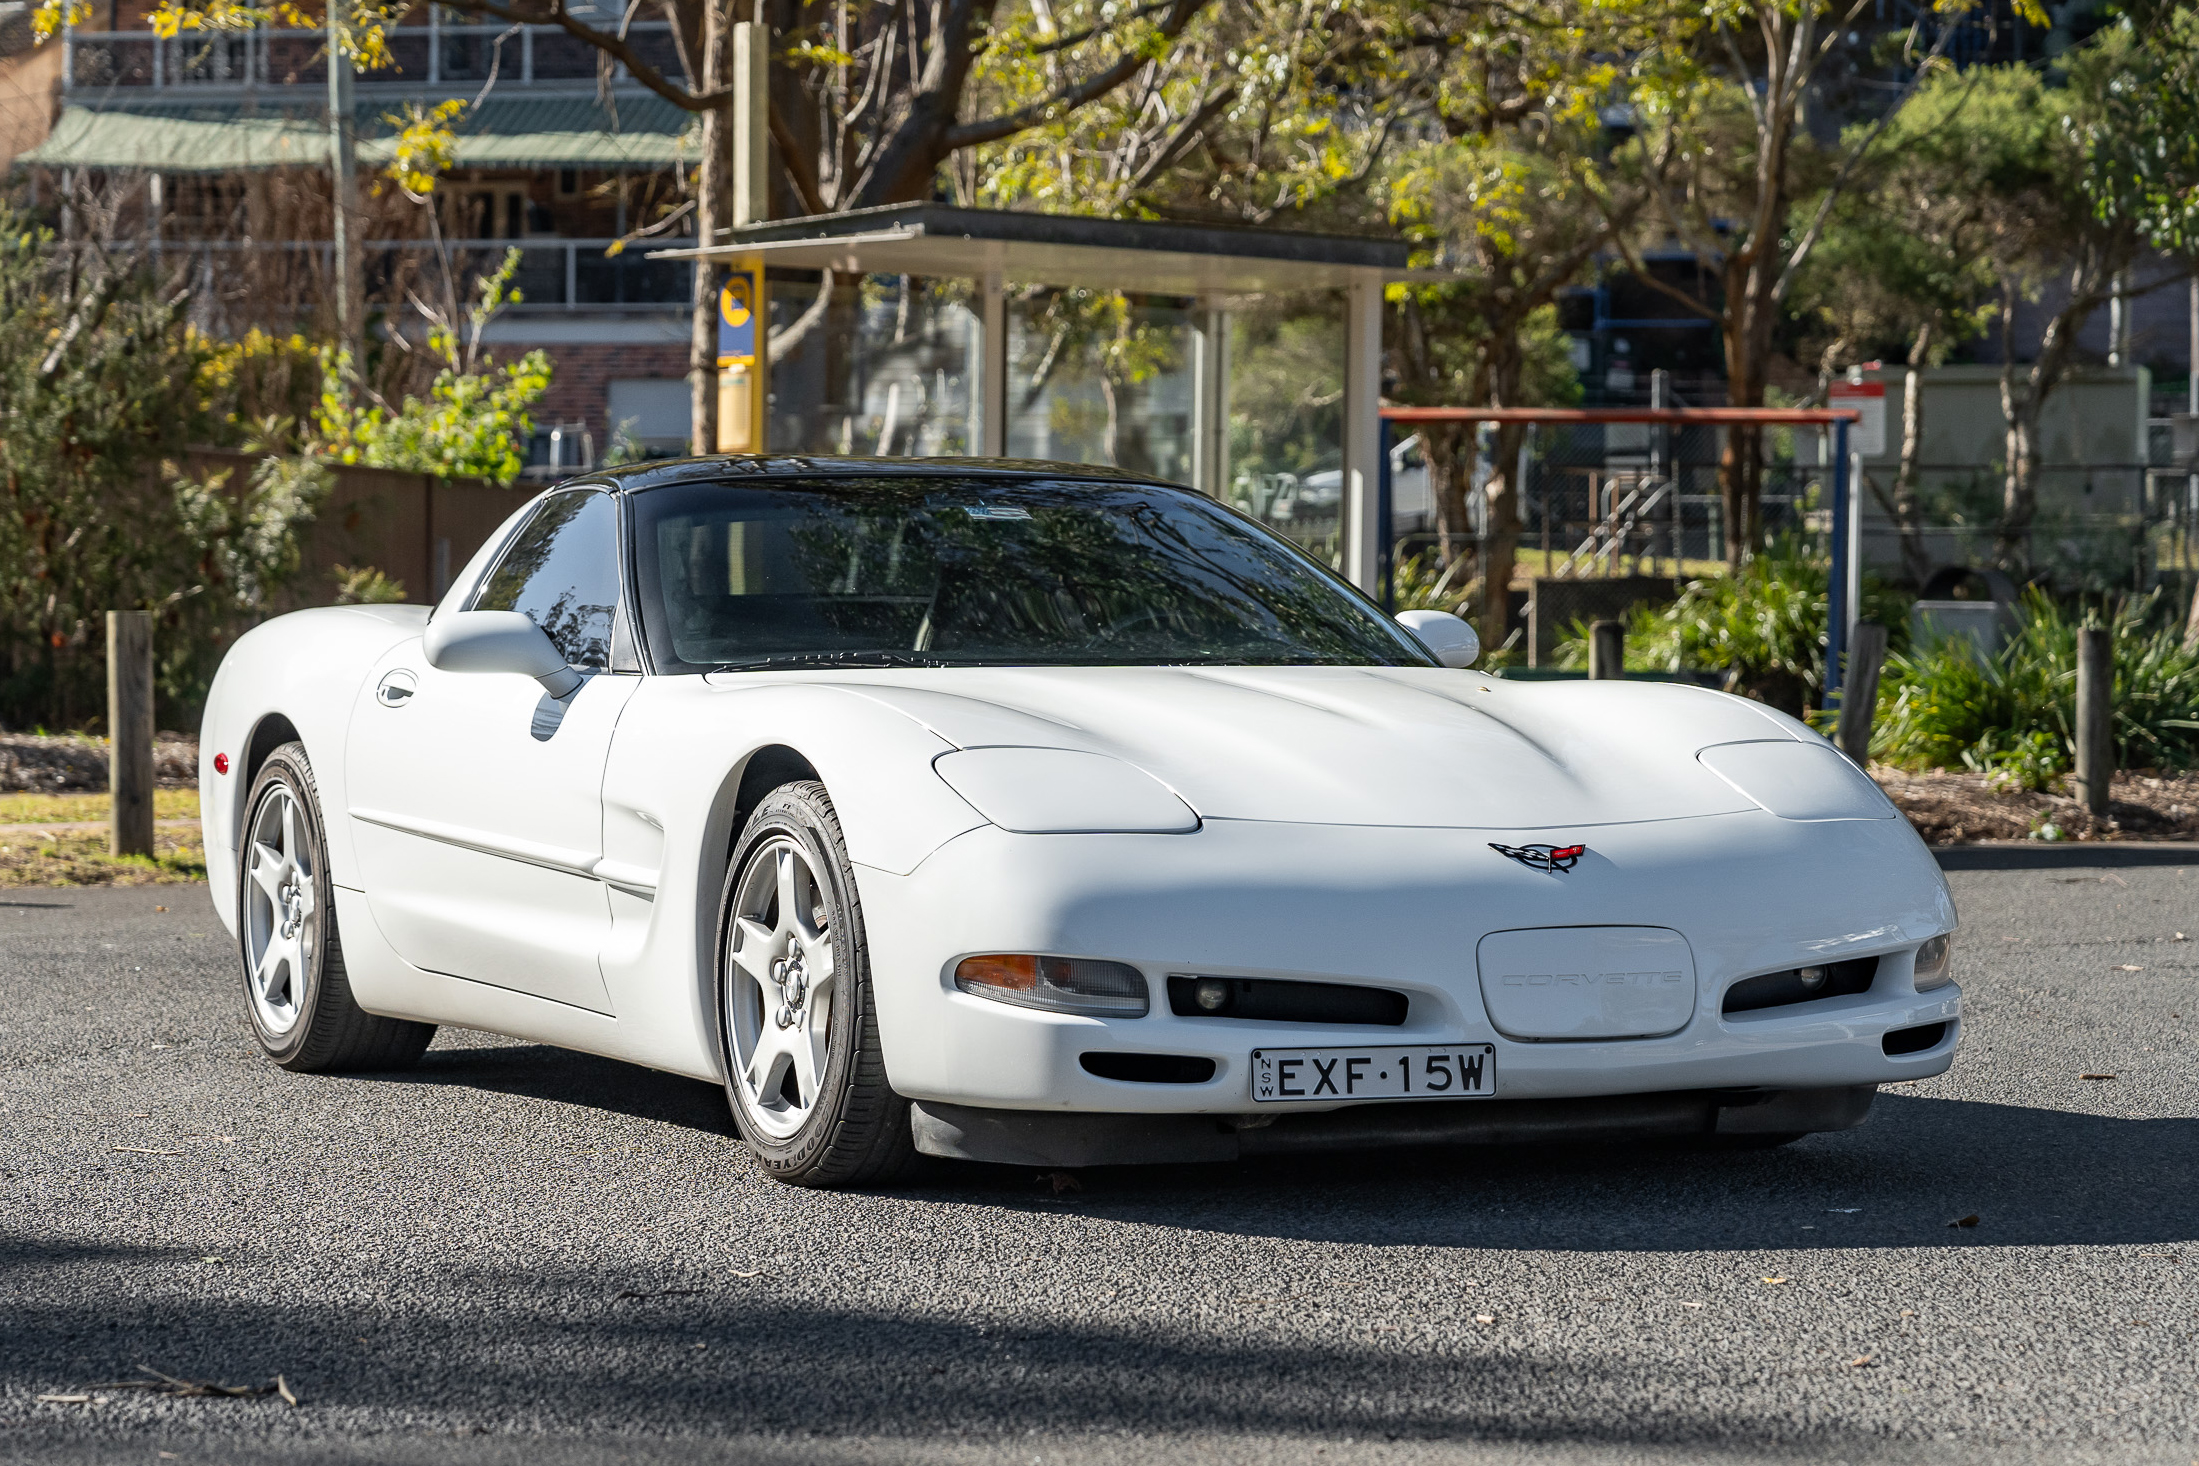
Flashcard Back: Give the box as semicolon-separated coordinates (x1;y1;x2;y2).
1029;0;1172;54
1771;13;1962;303
450;0;721;110
1125;83;1238;194
768;99;830;214
943;0;1207;150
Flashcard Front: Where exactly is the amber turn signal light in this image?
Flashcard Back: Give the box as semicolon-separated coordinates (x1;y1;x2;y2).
954;954;1148;1017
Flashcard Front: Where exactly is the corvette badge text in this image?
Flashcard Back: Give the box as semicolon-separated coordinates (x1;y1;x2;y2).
1496;970;1686;988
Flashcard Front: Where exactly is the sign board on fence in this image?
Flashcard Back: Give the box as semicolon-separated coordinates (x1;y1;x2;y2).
1829;378;1887;457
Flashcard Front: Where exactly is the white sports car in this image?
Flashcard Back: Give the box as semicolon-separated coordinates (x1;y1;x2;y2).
198;457;1961;1187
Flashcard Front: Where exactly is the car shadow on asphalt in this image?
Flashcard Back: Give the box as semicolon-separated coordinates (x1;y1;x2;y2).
372;1040;736;1136
361;1039;2198;1252
959;1090;2199;1252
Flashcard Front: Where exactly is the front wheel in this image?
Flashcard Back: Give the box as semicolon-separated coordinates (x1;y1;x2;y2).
717;781;915;1187
238;742;435;1073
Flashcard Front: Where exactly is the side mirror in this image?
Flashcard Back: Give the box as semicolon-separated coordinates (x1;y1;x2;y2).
1396;609;1480;669
424;610;582;698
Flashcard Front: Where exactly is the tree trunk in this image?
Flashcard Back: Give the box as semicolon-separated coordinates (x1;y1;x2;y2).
1717;251;1778;567
1992;258;2114;572
1478;420;1525;659
1718;423;1762;567
1476;344;1527;655
1423;422;1475;571
1891;356;1932;586
1996;372;2042;572
1859;336;1932;586
687;8;728;455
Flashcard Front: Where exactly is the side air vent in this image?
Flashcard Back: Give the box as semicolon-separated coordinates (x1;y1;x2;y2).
1166;975;1408;1026
1723;957;1878;1015
1883;1021;1949;1056
1080;1052;1217;1085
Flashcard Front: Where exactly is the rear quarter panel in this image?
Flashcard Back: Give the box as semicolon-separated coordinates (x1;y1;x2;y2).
199;605;431;934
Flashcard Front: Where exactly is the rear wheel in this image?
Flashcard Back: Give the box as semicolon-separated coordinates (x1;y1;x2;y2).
239;742;435;1073
717;781;915;1187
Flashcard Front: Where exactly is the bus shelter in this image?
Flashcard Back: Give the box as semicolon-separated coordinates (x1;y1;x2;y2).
1380;406;1867;701
661;203;1412;589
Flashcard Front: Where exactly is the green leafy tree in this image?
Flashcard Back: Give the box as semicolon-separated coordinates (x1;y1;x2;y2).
312;250;553;485
0;211;328;726
1386;131;1609;653
1611;0;2013;565
2075;1;2199;644
1790;65;2016;584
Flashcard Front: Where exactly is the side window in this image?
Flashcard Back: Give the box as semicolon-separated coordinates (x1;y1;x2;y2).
471;491;620;669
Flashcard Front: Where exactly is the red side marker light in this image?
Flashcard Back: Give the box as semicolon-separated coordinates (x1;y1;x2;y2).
213;753;230;775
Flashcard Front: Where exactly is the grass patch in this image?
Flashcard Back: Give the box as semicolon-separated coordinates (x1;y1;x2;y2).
1506;548;1727;586
0;828;206;886
0;788;200;825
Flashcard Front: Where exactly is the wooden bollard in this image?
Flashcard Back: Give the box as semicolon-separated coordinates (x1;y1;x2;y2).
1589;620;1625;680
106;611;155;858
1836;622;1888;765
2075;625;2113;816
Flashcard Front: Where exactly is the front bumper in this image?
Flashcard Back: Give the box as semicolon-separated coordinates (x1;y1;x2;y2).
911;1085;1879;1167
856;807;1960;1117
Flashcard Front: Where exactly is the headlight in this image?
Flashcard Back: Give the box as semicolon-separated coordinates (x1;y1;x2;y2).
933;747;1197;834
1696;740;1896;821
954;954;1150;1017
1912;934;1954;991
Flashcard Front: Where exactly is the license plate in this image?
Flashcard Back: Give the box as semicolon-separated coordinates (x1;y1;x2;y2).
1249;1044;1497;1103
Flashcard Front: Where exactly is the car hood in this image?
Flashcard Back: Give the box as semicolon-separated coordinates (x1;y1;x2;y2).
755;665;1802;830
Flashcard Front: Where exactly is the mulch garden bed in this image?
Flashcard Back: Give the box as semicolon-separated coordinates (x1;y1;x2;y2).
1869;765;2199;845
0;733;198;792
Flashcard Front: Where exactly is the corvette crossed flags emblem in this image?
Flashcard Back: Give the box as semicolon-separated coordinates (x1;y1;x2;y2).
1489;842;1588;873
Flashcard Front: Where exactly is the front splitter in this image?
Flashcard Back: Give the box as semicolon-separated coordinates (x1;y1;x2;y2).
908;1084;1877;1168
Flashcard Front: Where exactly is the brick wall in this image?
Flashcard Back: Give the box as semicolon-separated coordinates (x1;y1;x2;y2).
532;341;690;458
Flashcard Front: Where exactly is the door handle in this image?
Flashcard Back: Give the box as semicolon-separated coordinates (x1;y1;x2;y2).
376;669;420;707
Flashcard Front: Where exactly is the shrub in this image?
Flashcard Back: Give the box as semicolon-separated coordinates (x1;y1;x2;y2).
0;211;330;728
312;250;551;487
1873;590;2199;780
1391;549;1475;617
1554;538;1909;716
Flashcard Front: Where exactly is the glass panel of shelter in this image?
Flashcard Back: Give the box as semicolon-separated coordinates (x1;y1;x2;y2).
766;273;1347;571
769;275;980;458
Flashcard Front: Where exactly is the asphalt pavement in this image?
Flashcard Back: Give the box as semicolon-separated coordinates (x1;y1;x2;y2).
2;856;2195;1465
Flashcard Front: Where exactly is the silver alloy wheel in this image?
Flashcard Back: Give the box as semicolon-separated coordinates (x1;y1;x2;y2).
242;784;317;1036
725;836;837;1140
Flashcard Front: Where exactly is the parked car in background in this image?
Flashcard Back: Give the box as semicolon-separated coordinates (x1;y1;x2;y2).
1295;433;1438;533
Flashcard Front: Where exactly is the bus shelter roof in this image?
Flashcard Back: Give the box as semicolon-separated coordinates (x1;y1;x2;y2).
658;202;1413;293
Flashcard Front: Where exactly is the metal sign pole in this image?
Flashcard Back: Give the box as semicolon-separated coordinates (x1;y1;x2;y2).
1378;416;1395;613
1826;418;1852;707
1847;443;1864;660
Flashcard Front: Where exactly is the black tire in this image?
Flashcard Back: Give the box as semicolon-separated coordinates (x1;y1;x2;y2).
715;780;917;1188
238;742;435;1073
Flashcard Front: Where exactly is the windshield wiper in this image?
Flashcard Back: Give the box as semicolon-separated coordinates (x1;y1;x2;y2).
710;650;957;673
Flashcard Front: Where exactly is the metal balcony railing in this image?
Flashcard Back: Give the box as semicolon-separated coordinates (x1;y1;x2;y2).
99;238;691;310
62;19;681;94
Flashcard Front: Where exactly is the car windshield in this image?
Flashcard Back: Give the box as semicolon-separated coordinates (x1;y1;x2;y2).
629;476;1435;673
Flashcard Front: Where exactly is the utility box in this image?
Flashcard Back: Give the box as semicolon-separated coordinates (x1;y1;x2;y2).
1910;601;2008;658
1910;566;2021;659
